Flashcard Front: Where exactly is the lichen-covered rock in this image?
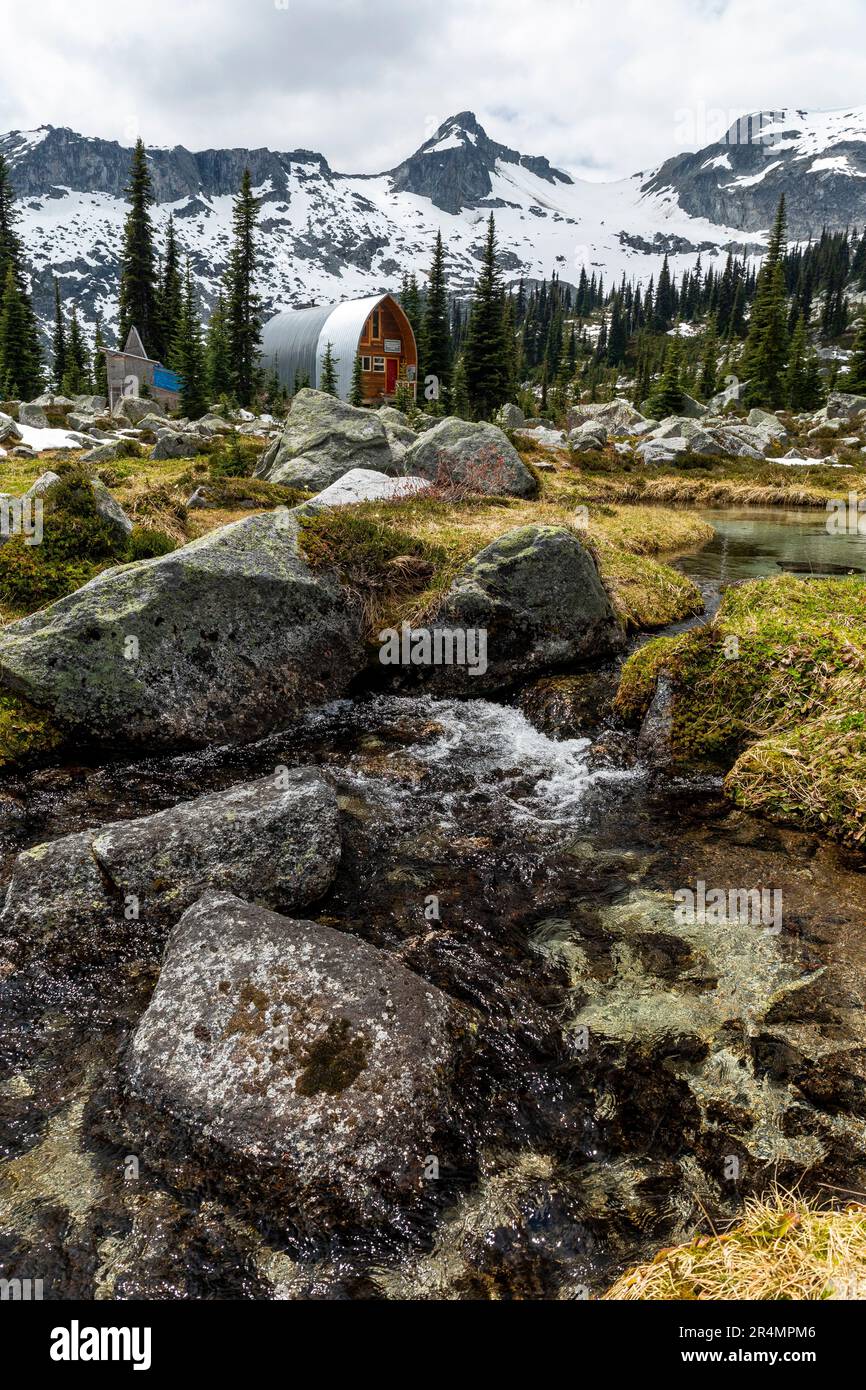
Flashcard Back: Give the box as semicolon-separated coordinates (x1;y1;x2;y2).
420;524;624;693
567;398;648;434
0;510;365;749
826;392;866;421
495;402;525;429
303;467;430;511
256;388;396;487
0;769;340;963
117;890;472;1227
113;396;165;424
401;417;538;496
18;402;49;429
20;469;133;538
150;430;210;461
0;413;22;445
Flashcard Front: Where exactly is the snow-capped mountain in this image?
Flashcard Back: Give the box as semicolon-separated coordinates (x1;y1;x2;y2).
2;106;865;350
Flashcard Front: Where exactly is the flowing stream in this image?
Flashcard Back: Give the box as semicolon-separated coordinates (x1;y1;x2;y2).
1;509;865;1299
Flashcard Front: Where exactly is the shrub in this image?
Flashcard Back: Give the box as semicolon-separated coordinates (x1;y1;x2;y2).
126;527;177;560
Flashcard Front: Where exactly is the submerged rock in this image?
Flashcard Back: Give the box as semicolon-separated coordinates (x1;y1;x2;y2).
0;510;365;749
420;524;624;693
401;417;538;497
117;890;473;1228
256;388;396;488
0;769;341;963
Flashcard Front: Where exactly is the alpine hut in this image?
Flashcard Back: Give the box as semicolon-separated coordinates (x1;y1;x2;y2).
260;292;417;404
102;327;181;413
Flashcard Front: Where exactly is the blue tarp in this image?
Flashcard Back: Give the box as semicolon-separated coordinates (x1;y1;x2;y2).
153;366;181;392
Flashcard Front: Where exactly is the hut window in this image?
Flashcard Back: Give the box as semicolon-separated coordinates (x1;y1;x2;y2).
372;356;385;372
371;310;381;340
361;355;371;371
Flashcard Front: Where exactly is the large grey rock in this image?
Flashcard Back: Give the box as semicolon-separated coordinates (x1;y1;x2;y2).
826;392;866;422
0;510;366;749
303;468;430;511
114;395;165;424
567;398;648;434
151;429;210;461
73;394;108;413
118;890;472;1227
0;413;22;445
257;388;396;487
377;405;418;449
401;417;537;497
495;402;526;429
80;438;140;464
18;402;48;429
0;769;340;963
568;420;608;451
636;438;689;465
420;524;624;693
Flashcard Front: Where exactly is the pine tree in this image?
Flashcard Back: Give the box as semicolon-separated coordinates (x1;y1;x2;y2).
157;215;183;366
93;316;108;397
61;306;90;395
847;317;866;392
319;340;338;395
172;263;207;419
698;317;719;400
224;169;262;407
450;354;471;419
52;277;67;390
118;138;159;352
0;154;43;397
464;214;509;419
204;292;232;402
645;337;685;417
421;231;451;405
740;195;789;407
0;264;32;396
349;352;364;406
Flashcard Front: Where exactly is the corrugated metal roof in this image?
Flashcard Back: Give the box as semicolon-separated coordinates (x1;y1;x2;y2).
260;293;392;399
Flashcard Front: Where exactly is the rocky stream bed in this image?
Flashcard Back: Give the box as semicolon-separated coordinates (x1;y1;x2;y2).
0;512;864;1301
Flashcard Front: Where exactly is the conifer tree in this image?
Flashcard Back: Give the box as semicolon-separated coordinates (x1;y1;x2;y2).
698;317;719;400
740;196;789;407
349;352;364;406
450;354;471;419
52;278;67;390
319;341;338;395
846;317;866;392
93;316;108;397
645;336;685;417
205;292;232;402
118;138;159;352
157;215;183;366
224;169;262;407
172;263;207;418
0;154;43;397
421;231;451;405
464;214;509;419
61;306;90;395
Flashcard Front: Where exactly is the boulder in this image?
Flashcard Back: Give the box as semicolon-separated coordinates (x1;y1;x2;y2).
113;395;165;425
0;769;340;964
256;389;396;487
20;470;133;540
303;468;431;510
636;438;688;465
420;524;624;693
18;402;48;429
401;417;538;497
23;470;62;497
495;402;526;429
567;398;649;434
678;393;708;419
568;421;608;451
73;395;108;413
826;392;866;422
150;429;210;461
0;414;23;445
377;405;418;455
0;510;366;749
117;890;472;1227
80;439;140;464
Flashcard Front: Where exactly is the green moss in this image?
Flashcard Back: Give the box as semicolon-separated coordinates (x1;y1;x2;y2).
126;527;177;560
615;576;866;845
0;691;64;767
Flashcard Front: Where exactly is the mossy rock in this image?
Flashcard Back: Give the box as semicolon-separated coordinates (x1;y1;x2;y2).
0;692;64;767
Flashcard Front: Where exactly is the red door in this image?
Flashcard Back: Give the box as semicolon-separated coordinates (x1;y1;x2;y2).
386;358;398;394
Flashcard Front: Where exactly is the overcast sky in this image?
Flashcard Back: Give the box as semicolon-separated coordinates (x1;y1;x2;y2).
1;0;864;181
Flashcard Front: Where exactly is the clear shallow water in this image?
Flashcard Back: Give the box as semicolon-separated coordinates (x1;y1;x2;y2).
677;506;866;583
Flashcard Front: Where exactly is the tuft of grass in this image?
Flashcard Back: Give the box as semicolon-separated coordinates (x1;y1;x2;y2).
614;575;866;845
603;1192;866;1300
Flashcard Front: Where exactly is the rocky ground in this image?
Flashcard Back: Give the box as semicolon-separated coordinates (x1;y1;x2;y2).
0;385;865;1299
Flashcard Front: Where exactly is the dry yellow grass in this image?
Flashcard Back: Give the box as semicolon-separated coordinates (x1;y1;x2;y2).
603;1192;866;1300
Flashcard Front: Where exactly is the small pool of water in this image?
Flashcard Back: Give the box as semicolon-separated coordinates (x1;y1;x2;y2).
677;506;866;583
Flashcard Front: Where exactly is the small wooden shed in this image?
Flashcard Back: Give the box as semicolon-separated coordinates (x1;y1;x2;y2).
260;292;418;403
102;327;181;413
